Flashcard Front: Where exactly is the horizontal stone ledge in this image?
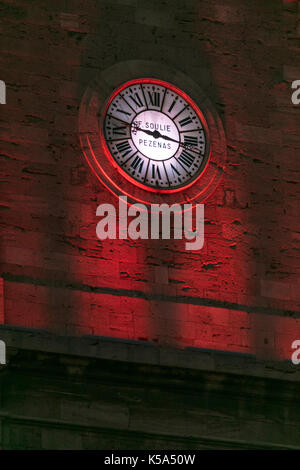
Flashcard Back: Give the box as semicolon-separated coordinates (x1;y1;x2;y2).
0;411;295;450
0;324;300;383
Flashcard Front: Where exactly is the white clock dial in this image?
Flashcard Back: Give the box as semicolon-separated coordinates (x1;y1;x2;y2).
103;80;209;191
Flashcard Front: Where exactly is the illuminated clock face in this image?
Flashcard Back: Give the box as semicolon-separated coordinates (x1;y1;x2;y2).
103;79;209;192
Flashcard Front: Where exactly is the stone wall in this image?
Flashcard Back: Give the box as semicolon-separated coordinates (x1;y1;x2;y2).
1;326;300;450
0;1;300;367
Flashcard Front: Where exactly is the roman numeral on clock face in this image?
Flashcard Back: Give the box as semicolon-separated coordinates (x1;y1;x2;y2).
144;162;167;187
129;93;144;109
152;163;162;180
164;158;190;186
122;153;147;181
148;91;161;108
131;155;144;173
116;141;132;158
168;164;182;182
146;162;168;188
183;135;198;147
116;108;132;117
179;116;193;128
170;164;180;176
104;115;132;141
113;125;127;136
108;96;134;123
168;98;178;113
178;150;195;168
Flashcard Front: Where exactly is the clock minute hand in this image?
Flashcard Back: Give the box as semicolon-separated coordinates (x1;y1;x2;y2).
155;132;178;144
157;131;201;153
130;123;201;153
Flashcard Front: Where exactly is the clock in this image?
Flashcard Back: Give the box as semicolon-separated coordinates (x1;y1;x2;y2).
79;60;226;207
102;79;209;193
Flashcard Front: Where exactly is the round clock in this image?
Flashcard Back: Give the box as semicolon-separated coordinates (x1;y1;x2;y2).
79;60;226;207
102;79;209;193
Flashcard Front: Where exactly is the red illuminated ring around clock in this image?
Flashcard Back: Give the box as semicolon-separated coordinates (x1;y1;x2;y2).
101;78;210;194
79;62;226;208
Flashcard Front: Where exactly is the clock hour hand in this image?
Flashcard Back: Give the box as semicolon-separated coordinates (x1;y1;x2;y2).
130;122;156;138
137;128;156;137
131;122;176;141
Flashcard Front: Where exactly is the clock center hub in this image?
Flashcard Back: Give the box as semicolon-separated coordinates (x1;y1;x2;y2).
131;110;179;161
